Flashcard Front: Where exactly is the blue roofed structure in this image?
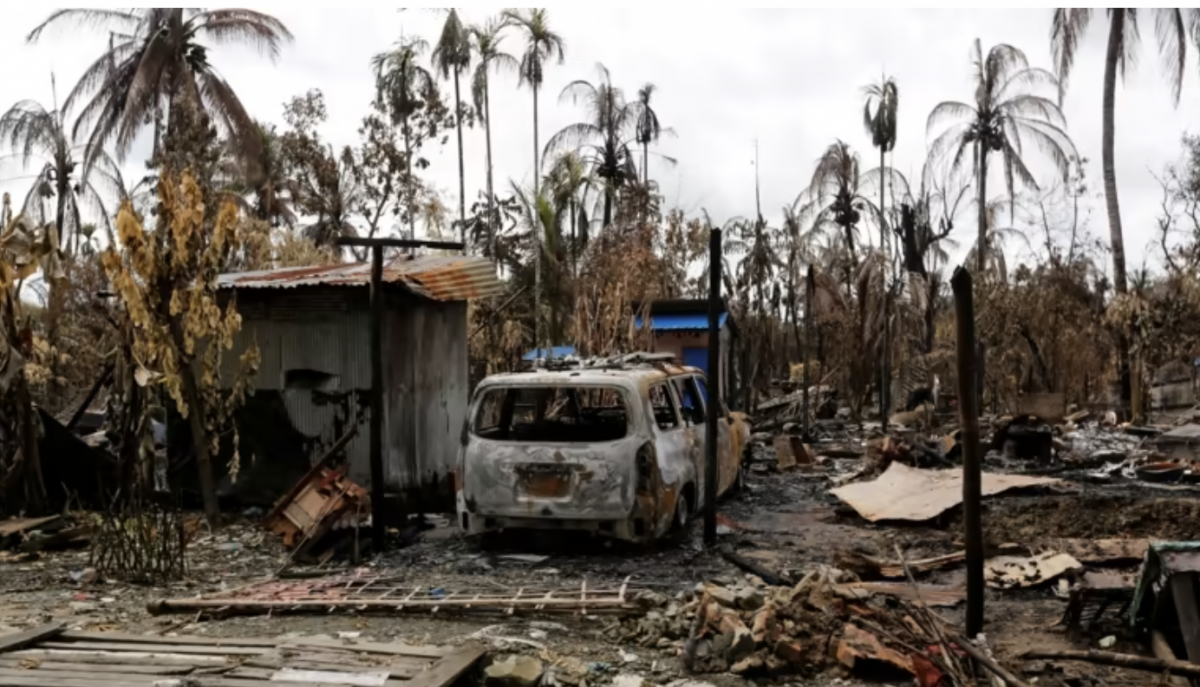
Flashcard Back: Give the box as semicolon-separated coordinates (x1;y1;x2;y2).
631;299;738;407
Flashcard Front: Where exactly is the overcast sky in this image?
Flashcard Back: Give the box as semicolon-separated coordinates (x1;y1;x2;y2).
5;6;1200;274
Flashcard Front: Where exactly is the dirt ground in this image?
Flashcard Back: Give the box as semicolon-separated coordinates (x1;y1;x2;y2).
0;450;1188;687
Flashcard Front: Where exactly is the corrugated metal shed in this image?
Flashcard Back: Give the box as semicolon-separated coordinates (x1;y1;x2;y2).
635;312;730;331
217;254;503;302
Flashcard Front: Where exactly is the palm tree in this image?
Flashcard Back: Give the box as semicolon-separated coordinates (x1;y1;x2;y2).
544;151;595;278
511;180;564;352
217;122;297;228
469;18;519;257
862;75;899;422
797;140;877;287
927;39;1076;275
863;76;899;255
371;36;437;240
501;8;565;196
27;9;292;173
1051;10;1200;413
1051;9;1200;302
635;83;672;187
431;9;472;247
0;94;119;255
545;63;639;230
295;144;360;251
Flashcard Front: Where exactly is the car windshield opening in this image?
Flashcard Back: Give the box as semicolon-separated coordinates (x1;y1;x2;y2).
473;385;629;442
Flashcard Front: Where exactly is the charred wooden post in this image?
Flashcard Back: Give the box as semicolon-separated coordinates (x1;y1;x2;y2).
336;236;465;553
704;227;722;546
951;266;984;636
802;266;814;438
369;244;385;552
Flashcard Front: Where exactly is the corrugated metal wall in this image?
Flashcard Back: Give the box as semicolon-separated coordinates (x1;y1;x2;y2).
384;294;468;507
222;286;468;506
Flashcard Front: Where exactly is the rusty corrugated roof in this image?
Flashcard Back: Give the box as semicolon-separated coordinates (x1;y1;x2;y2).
217;254;504;302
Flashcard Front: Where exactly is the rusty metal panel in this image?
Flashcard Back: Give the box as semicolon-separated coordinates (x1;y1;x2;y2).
217;255;503;302
382;299;468;503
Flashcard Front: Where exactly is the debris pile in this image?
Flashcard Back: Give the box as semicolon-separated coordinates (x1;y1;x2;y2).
619;567;1014;684
263;430;371;564
0;514;91;561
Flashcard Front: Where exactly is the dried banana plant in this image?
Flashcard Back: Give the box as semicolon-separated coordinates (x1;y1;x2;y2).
0;193;64;514
100;171;260;525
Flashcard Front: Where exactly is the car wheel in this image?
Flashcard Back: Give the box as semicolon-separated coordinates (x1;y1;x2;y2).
732;464;746;494
671;493;689;535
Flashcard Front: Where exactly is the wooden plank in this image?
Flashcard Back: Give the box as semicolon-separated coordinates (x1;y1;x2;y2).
0;625;66;655
281;640;450;660
0;660;193;675
0;676;381;687
0;517;60;538
403;646;486;687
248;653;427;675
7;650;225;667
37;642;266;656
0;676;151;687
58;631;279;648
0;667;174;683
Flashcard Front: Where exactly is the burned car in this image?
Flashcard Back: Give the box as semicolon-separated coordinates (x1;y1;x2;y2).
456;354;750;542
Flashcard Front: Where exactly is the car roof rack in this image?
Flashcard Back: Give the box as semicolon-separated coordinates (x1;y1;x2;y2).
529;351;680;372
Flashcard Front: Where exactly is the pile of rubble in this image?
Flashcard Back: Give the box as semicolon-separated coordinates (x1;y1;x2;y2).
617;567;1005;684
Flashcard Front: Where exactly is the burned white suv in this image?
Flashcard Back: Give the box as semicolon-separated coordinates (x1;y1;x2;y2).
455;354;749;543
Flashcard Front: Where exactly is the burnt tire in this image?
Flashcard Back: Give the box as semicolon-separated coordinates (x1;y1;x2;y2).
670;491;690;537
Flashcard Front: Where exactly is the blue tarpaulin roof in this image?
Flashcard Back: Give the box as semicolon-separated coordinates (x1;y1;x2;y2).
522;346;577;361
635;312;729;331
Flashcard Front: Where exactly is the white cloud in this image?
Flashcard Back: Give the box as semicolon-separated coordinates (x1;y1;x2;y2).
4;7;1198;273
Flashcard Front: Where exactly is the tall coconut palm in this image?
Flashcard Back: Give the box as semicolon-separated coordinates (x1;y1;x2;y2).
927;39;1076;275
863;76;899;255
797;140;877;286
371;36;437;240
1051;10;1200;412
545;63;639;230
469;18;519;257
431;9;472;248
1051;9;1200;301
501;8;565;196
862;75;899;422
635;83;673;187
27;9;292;174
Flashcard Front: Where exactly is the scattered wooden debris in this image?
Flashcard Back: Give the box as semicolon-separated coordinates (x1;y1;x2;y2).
0;627;484;687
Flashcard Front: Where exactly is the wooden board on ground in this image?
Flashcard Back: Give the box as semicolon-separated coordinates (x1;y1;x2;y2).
0;628;484;687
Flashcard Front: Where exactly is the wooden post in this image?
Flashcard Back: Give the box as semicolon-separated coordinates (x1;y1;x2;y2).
703;227;722;546
881;274;890;433
951;266;983;636
333;236;466;555
802;266;813;438
368;244;386;553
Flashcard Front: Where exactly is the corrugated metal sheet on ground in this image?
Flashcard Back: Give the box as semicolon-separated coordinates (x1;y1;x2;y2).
635;312;729;331
217;254;503;302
